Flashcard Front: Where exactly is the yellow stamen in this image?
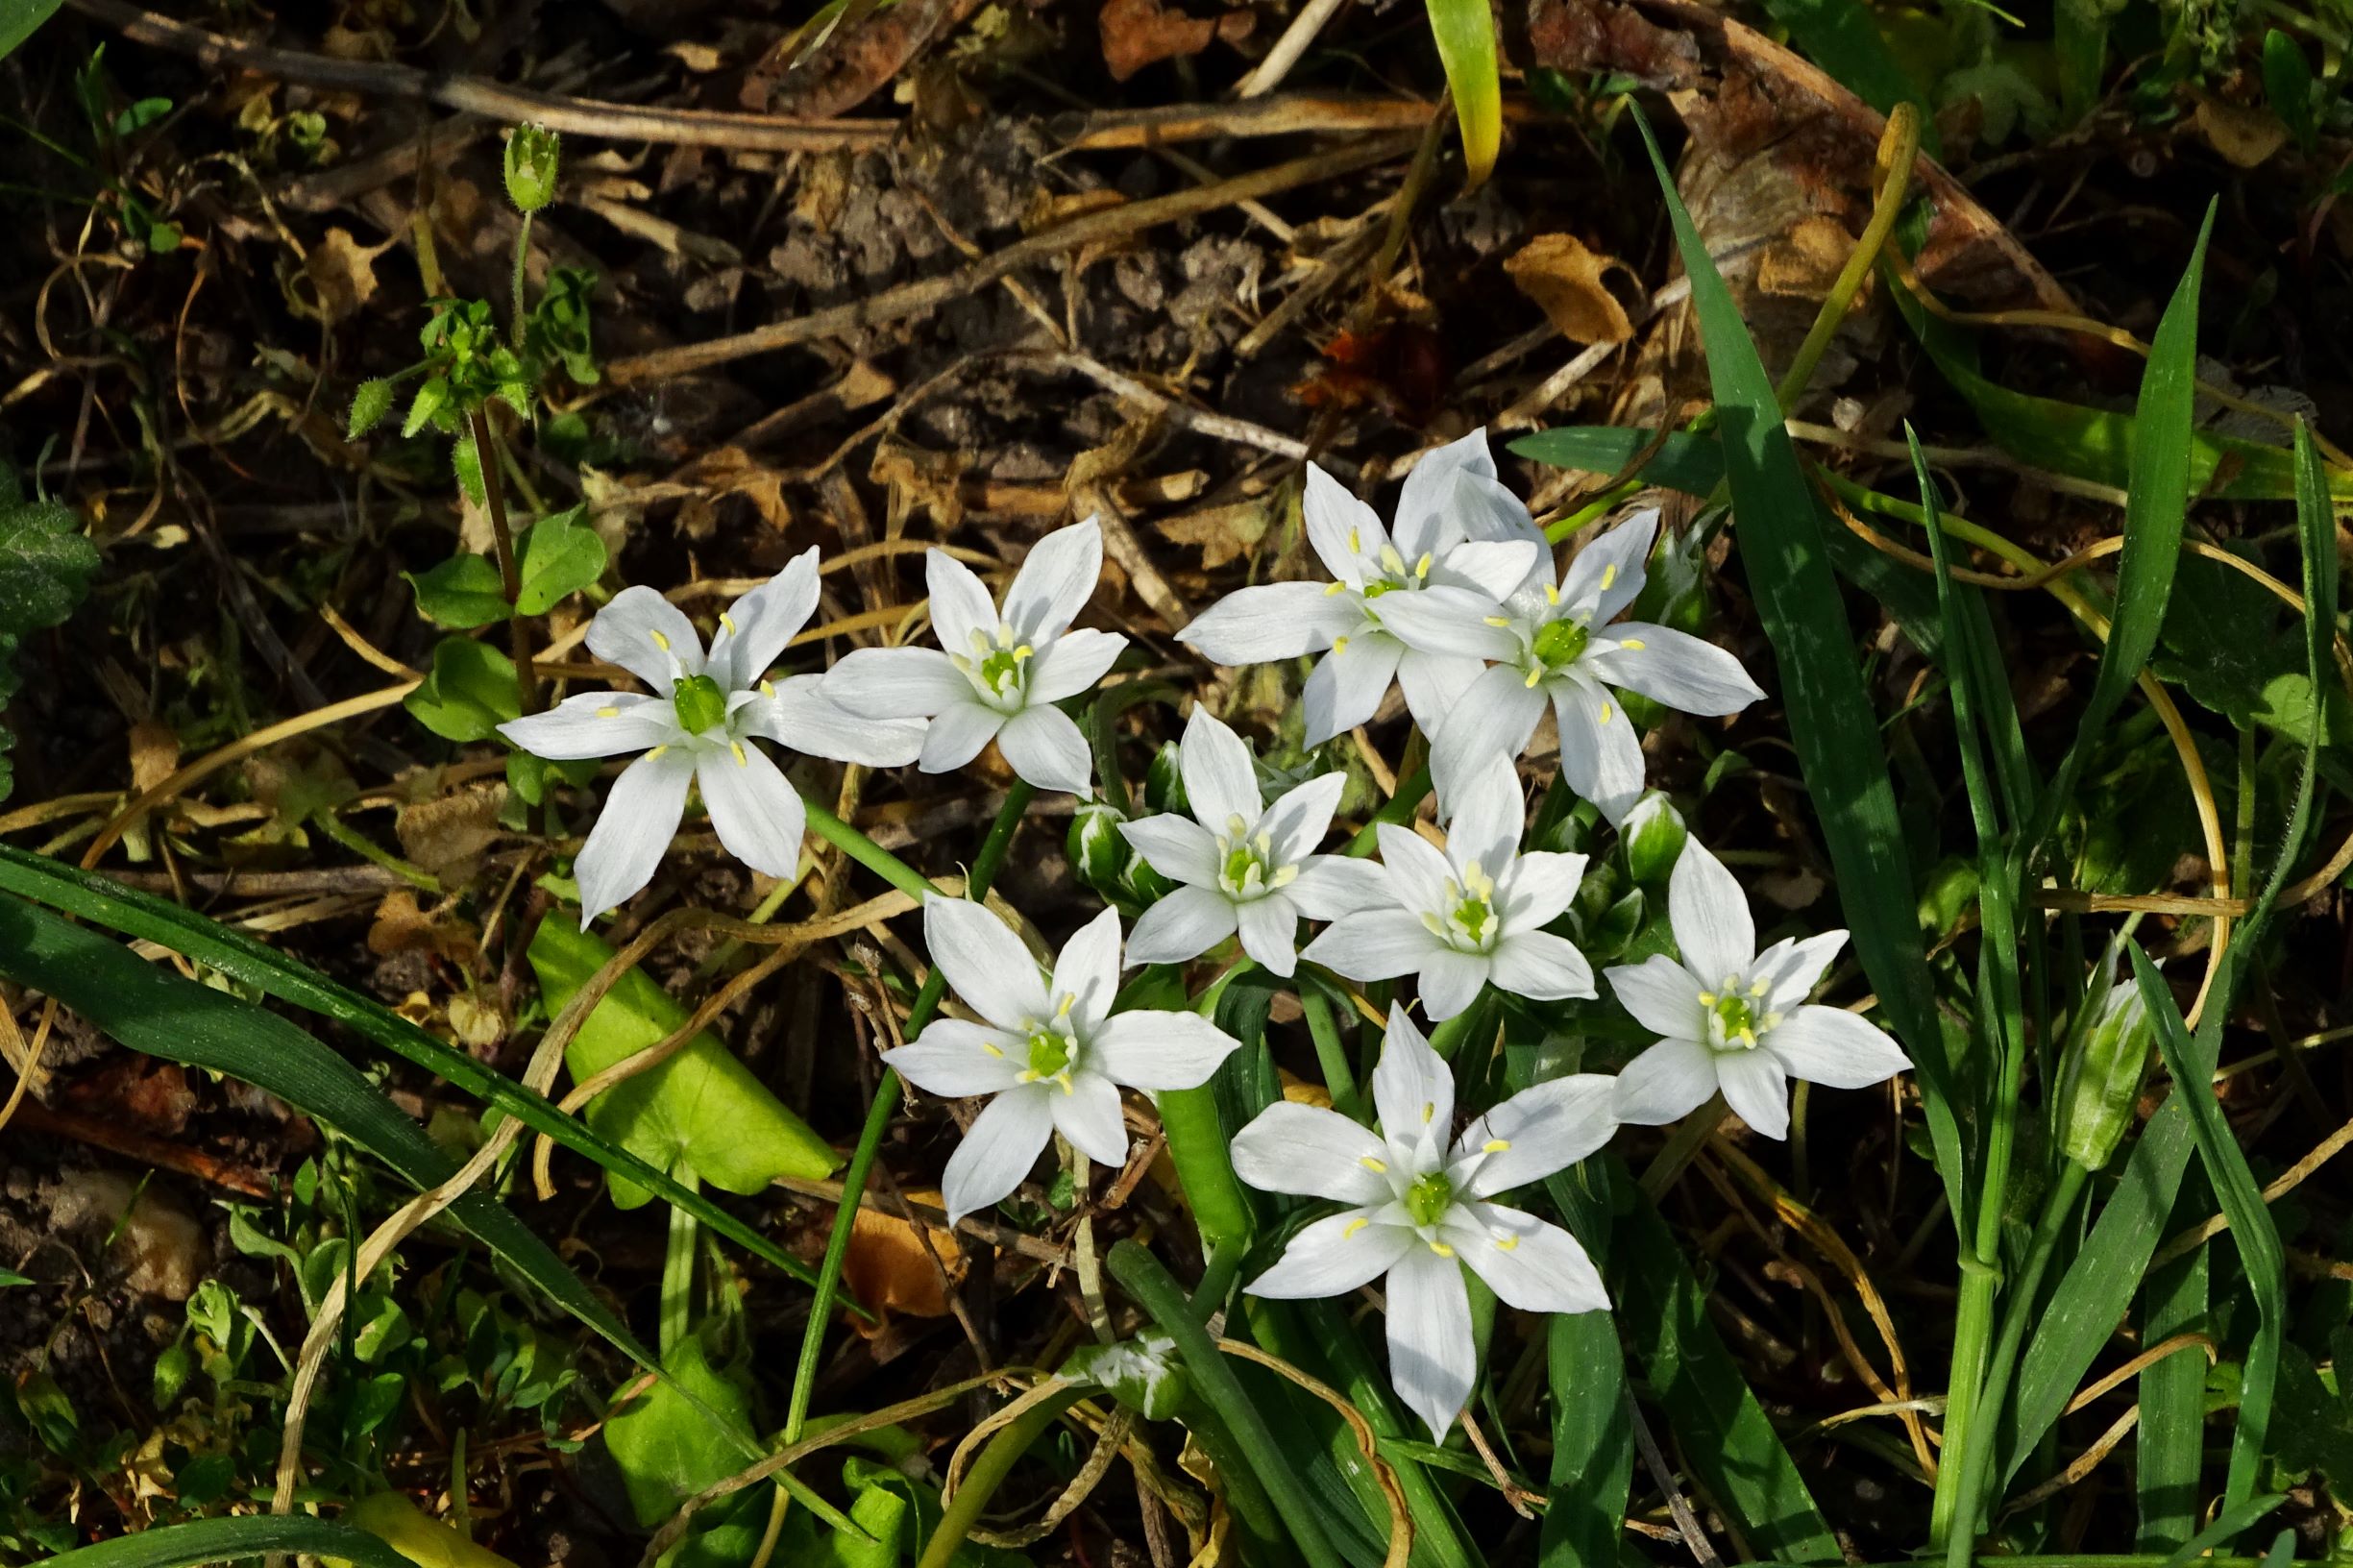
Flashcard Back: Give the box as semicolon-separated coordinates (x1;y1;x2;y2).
760;679;776;698
1483;616;1511;627
1057;994;1076;1018
1429;1241;1455;1258
1621;638;1646;650
1360;1156;1387;1173
720;612;738;635
1343;1217;1369;1238
1544;582;1560;605
1347;527;1361;554
596;705;620;719
1325;580;1346;597
1524;667;1544;688
646;745;669;761
1494;1236;1519;1252
1483;1139;1510;1154
1601;563;1617;591
982;1042;1004;1058
1413;551;1432;579
731;742;748;767
1015;644;1033;660
1422;1100;1435;1124
1698;992;1717;1006
1333;635;1350;655
1599;702;1614;724
650;629;671;651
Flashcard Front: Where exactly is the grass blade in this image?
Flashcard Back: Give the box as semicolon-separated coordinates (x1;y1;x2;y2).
1425;0;1501;184
42;1515;418;1568
2135;1235;2210;1548
2159;1492;2289;1564
0;844;825;1293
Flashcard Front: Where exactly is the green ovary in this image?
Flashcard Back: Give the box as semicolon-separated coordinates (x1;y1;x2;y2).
1707;988;1761;1049
1024;1027;1075;1082
1530;616;1591;672
1404;1171;1454;1228
671;674;728;734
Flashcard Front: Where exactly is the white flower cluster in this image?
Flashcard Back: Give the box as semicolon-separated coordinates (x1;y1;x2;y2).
501;429;1910;1440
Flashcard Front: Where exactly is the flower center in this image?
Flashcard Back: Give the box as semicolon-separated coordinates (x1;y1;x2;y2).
1213;815;1298;901
1019;1016;1080;1090
1529;616;1591;673
1701;976;1775;1051
1421;861;1500;952
951;625;1033;711
1404;1171;1455;1228
671;674;728;735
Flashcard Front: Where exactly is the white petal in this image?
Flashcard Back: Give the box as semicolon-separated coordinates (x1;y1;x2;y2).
883;1019;1026;1097
573;748;697;924
1258;771;1345;866
1087;1010;1242;1090
696;741;806;878
1669;841;1754;986
1385;1243;1477;1439
1027;627;1126;703
1550;677;1647;825
1125;884;1238;965
1558;508;1655;623
1236;895;1300;976
1370;586;1520;662
1765;1006;1911;1090
1286;855;1390;920
707;550;820;691
1051;1071;1130;1168
1180;582;1357;664
1395;648;1491;738
1245;1210;1412;1300
1750;931;1850;1014
1119;814;1221;886
1613;1037;1722;1126
1372;1004;1453;1147
1231;1102;1394;1204
1004;519;1103;644
1302;909;1441;983
926;550;1001;657
1715;1048;1790;1139
1445;1203;1608;1314
750;674;926;767
1487;929;1595;1002
1434;538;1545;602
1428;665;1548;810
1052;906;1125;1034
923;894;1050;1031
995;704;1094;795
1391;429;1495;561
1180;707;1262;831
1302;634;1403;747
1497;849;1586;932
502;691;677;760
1455;1075;1619;1197
588;586;703;689
1605;955;1707;1040
1418;949;1490;1020
941;1087;1055;1223
918;697;1007;774
1587;625;1764;717
822;647;967;719
1444;756;1524;875
1304;462;1385;586
1374;823;1456;916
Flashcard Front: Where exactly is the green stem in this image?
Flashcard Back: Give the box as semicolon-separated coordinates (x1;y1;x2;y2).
915;1385;1087;1568
1940;1160;2091;1568
314;809;439;892
510;211;533;350
1108;1240;1347;1568
1346;768;1431;857
657;1171;699;1360
467;406;538;720
1158;960;1259;1260
1300;986;1361;1121
782;783;1034;1447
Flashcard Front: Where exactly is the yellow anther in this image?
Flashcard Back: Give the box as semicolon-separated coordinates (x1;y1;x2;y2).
1422;1100;1435;1124
1325;580;1347;597
982;1041;1004;1058
1494;1236;1519;1252
1483;616;1511;627
721;612;738;635
731;742;748;767
1751;978;1771;996
1524;667;1544;688
650;629;671;651
1379;545;1407;576
760;679;776;698
596;705;621;718
1544;582;1560;605
1015;644;1033;660
1343;1217;1369;1238
1333;636;1350;655
1698;992;1717;1006
1621;638;1646;650
646;745;669;761
1059;1073;1076;1094
1483;1139;1510;1154
1057;993;1076;1018
1429;1241;1456;1258
1347;527;1361;554
1360;1156;1387;1173
1414;552;1432;578
1601;564;1617;591
1599;702;1614;724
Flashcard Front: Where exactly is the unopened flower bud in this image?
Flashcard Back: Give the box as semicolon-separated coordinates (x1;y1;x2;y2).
1622;793;1686;886
2060;975;2154;1172
1067;802;1129;898
1142;739;1189;818
503;123;561;213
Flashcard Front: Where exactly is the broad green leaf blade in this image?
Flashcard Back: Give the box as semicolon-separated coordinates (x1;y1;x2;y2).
405;636;520;742
514;505;608;616
2135;1233;2210;1548
1425;0;1502;185
41;1515;416;1568
1630;108;1967;1221
605;1336;761;1528
1541;1311;1631;1567
0;844;827;1296
0;483;97;639
406;551;511;629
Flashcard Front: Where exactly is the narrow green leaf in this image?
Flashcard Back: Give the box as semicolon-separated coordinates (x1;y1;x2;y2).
1425;0;1502;184
2264;30;2317;151
2135;1232;2209;1548
1541;1312;1631;1567
2158;1492;2289;1564
40;1515;416;1568
1508;427;1724;495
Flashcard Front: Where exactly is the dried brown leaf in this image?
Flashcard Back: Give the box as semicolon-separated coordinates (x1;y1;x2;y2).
1504;233;1638;344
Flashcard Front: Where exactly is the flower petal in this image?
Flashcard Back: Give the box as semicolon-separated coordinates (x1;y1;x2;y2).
822;647;968;719
995;704;1094;795
707;549;820;691
1304;462;1385;587
1613;1036;1721;1126
923;894;1050;1031
751;674;926;766
1371;585;1520;662
696;741;806;878
1028;627;1126;703
1052;906;1125;1034
1372;1004;1454;1148
1087;1009;1242;1090
1385;1243;1477;1438
1487;929;1595;1002
1004;517;1101;644
1119;813;1221;886
1586;624;1764;717
1259;771;1345;866
1052;1071;1130;1167
1454;1074;1618;1197
588;586;703;689
883;1019;1027;1097
1180;707;1262;832
1765;1006;1911;1090
1286;855;1390;920
502;691;677;760
1302;908;1441;983
1550;676;1647;824
1236;894;1299;976
1558;508;1655;623
1435;538;1545;602
1497;849;1586;932
1391;429;1495;561
1428;664;1548;809
1445;755;1524;874
1418;949;1489;1020
918;698;1006;774
1395;648;1492;739
1605;955;1706;1040
1125;884;1238;965
1750;931;1850;1014
1180;582;1356;664
1374;822;1456;916
1245;1210;1412;1300
1444;1203;1608;1314
1232;1101;1394;1204
574;748;696;924
926;549;1001;657
1715;1048;1790;1139
1302;633;1404;746
1668;841;1754;985
941;1086;1054;1223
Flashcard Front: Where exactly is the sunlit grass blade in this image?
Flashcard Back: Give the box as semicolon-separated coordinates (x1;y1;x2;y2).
0;844;826;1295
41;1514;417;1568
1425;0;1501;185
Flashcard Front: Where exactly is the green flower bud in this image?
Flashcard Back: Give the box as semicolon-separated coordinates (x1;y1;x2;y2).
2060;975;2154;1172
1142;739;1189;817
1067;802;1130;898
1586;886;1647;956
1621;792;1686;886
503;123;561;213
348;378;395;439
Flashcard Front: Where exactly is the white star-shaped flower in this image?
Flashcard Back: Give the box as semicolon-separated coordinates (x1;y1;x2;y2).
1178;430;1545;746
822;518;1127;796
499;551;922;924
1234;1003;1615;1438
885;897;1243;1222
1608;841;1911;1139
1301;758;1595;1019
1385;507;1764;822
1118;708;1387;976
